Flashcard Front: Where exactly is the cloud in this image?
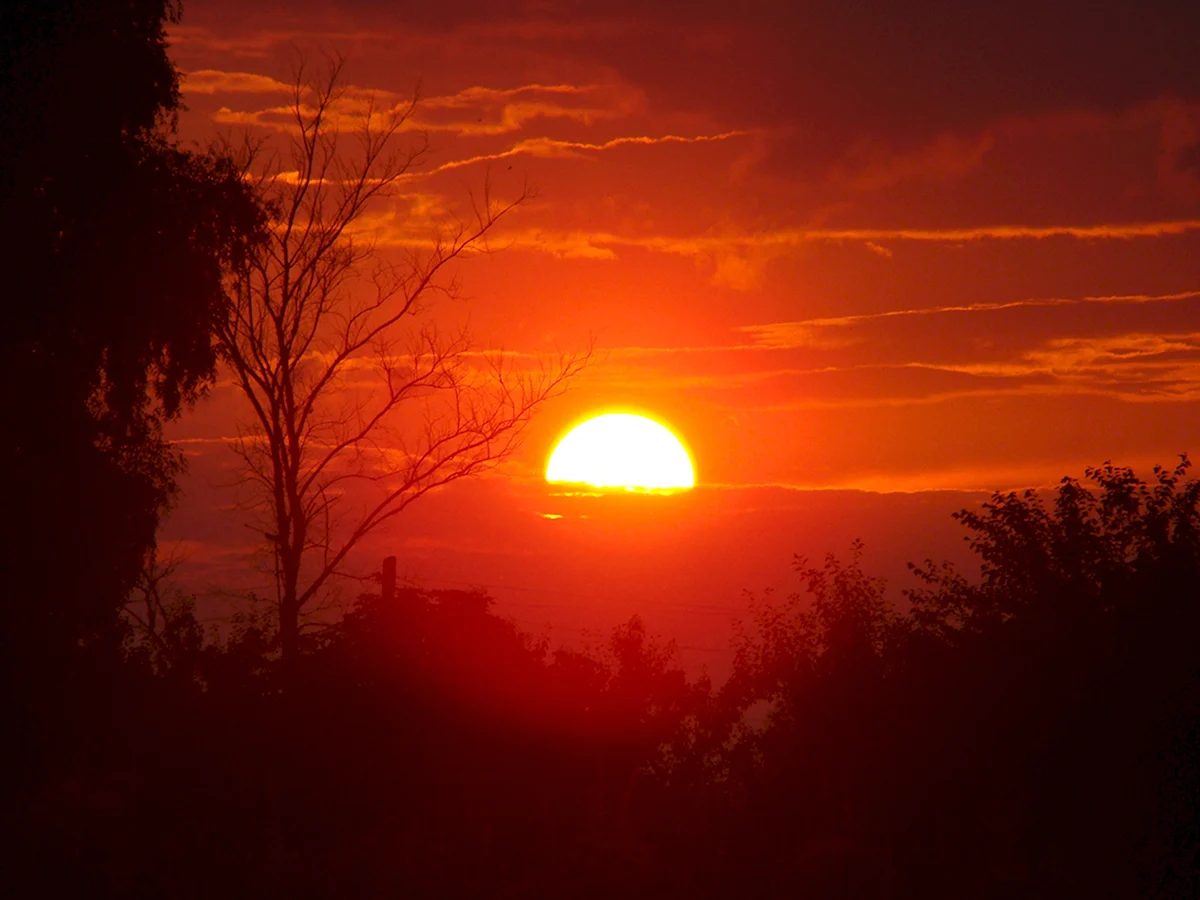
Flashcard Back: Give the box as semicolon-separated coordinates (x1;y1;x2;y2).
168;25;388;57
496;231;619;260
212;103;399;133
172;1;1200;164
198;71;647;140
773;220;1200;243
420;129;753;176
513;130;754;156
726;292;1200;404
181;69;292;94
456;221;1200;289
410;82;644;137
208;79;410;133
974;333;1200;402
511;220;1200;260
363;203;1200;290
576;290;1200;416
422;83;603;110
739;291;1200;349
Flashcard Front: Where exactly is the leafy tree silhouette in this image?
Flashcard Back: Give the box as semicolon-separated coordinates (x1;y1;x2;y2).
707;459;1200;899
909;457;1200;637
0;1;262;680
1;11;261;890
902;457;1200;897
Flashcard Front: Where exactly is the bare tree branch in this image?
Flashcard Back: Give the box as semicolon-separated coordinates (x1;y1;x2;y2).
214;59;587;669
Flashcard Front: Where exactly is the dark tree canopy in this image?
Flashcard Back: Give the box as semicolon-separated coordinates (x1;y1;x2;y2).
712;459;1200;898
0;0;262;669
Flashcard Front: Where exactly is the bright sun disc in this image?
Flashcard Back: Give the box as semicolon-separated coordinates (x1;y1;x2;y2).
546;413;695;490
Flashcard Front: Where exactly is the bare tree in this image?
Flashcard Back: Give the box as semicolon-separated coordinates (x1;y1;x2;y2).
216;59;584;670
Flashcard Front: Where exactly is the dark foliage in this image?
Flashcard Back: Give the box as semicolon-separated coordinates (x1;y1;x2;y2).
12;585;701;898
0;0;262;679
8;459;1200;898
705;459;1200;898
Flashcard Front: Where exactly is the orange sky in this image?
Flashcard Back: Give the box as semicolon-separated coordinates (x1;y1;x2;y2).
161;1;1200;674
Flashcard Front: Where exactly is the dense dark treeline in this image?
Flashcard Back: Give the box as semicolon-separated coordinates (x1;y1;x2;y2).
9;460;1200;897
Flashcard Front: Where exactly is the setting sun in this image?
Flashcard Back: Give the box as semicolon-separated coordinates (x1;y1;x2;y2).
546;413;695;490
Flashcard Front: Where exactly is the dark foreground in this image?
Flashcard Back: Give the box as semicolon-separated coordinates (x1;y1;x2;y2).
7;462;1200;899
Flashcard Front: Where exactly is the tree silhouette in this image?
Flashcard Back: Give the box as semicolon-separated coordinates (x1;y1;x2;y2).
705;461;1200;898
216;60;586;670
901;457;1200;896
0;1;262;674
907;456;1200;639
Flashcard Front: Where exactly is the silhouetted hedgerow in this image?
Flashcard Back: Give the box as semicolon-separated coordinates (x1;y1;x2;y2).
10;459;1200;898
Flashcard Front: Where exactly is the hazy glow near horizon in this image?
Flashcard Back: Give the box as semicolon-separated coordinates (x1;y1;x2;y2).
546;413;695;490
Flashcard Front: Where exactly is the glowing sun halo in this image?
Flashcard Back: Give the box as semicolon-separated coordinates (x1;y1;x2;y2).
546;413;695;491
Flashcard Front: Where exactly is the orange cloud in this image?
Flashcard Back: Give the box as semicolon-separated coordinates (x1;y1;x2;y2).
199;71;646;140
410;82;644;137
459;222;1200;289
421;130;753;175
739;291;1200;348
581;290;1200;418
181;69;292;94
168;25;387;57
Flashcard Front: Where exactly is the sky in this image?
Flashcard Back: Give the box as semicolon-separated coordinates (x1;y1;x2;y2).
161;0;1200;677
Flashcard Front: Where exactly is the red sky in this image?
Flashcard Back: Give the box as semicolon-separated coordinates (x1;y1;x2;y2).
161;1;1200;677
